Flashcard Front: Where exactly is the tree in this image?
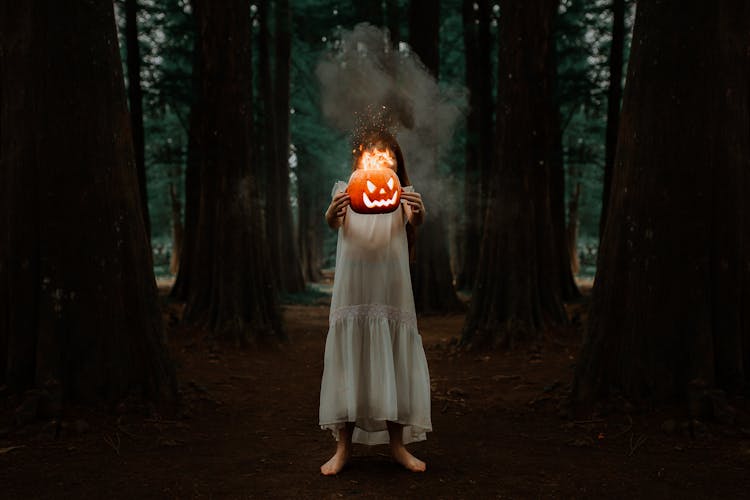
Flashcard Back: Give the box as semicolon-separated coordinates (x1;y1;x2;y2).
354;1;383;26
461;0;568;348
457;0;492;290
548;17;580;301
0;1;175;402
574;0;750;404
170;8;202;301
408;0;463;313
385;0;401;45
599;0;625;238
181;0;282;344
124;0;151;239
259;0;304;294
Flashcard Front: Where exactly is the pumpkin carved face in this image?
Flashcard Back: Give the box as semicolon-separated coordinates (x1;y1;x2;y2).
347;147;401;214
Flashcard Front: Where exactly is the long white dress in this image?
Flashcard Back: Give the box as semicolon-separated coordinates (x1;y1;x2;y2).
319;181;432;445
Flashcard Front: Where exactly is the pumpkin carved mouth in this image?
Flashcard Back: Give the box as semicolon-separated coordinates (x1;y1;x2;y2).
363;190;399;209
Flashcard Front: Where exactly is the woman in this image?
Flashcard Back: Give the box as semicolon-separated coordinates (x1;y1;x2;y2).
319;130;432;475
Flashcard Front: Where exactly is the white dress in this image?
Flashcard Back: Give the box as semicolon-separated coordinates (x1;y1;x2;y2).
319;180;432;445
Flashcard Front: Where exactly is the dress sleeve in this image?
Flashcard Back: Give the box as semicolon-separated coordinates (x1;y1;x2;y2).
331;180;347;199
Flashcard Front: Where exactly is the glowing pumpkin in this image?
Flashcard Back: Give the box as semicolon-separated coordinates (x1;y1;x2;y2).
347;167;402;214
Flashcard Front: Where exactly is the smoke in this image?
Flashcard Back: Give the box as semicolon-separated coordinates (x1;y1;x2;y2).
315;23;467;204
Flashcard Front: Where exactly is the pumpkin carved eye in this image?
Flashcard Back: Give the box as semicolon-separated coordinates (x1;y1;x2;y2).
367;180;376;193
387;177;394;190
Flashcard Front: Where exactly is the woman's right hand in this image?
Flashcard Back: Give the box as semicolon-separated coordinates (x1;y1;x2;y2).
325;192;350;229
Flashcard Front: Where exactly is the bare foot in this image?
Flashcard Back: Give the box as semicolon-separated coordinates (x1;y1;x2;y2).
320;447;350;475
391;444;426;472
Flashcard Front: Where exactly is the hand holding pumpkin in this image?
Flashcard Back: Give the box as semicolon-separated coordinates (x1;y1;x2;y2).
326;191;350;229
401;191;425;226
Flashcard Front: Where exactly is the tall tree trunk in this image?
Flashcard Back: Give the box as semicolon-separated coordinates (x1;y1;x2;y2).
170;9;202;301
258;0;280;284
386;0;401;45
600;0;625;238
461;0;567;349
182;0;282;344
354;1;383;26
573;0;750;404
169;182;183;275
0;1;176;402
273;0;305;293
458;0;494;291
477;0;493;207
408;0;462;313
296;150;324;283
547;24;580;301
567;183;581;275
457;0;482;291
125;0;150;240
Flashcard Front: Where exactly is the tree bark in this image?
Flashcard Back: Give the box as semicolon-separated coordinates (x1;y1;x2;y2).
461;0;567;349
0;1;176;402
182;0;283;344
169;182;183;275
354;1;383;26
408;0;462;313
125;0;151;240
386;0;401;45
296;150;324;283
273;0;305;293
409;0;439;75
170;8;202;301
567;183;581;275
457;0;482;291
547;25;580;301
573;0;750;404
600;0;625;238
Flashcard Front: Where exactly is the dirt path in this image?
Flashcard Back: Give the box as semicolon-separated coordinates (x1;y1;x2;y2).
2;301;750;498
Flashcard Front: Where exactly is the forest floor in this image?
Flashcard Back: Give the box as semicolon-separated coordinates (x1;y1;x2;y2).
2;281;750;499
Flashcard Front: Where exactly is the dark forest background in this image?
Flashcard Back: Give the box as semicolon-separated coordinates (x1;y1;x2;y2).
3;0;750;468
115;0;634;281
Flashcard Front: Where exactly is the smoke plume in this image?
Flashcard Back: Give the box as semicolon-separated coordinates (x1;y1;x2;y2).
315;23;467;200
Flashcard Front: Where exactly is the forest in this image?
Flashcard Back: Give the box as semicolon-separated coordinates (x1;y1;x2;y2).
1;0;749;497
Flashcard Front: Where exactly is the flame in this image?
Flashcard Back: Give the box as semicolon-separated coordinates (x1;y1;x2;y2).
358;146;395;171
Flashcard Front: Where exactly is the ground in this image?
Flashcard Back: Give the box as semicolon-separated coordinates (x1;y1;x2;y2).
2;284;750;499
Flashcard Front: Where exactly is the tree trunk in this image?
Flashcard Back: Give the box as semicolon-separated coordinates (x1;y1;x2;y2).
573;0;750;404
408;0;462;313
567;183;581;275
170;8;202;301
296;150;324;283
169;182;183;275
461;0;567;349
273;0;305;293
182;0;283;344
408;0;439;75
477;0;493;207
457;0;482;291
600;0;625;238
547;26;580;301
386;0;400;45
354;2;383;26
125;0;150;240
0;1;176;403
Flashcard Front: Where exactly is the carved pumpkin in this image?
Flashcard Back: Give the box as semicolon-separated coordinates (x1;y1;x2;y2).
347;167;402;214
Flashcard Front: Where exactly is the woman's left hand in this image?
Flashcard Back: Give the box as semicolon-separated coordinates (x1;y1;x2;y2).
401;191;425;225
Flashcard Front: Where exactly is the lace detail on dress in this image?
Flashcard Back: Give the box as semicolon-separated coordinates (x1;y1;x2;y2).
330;304;417;329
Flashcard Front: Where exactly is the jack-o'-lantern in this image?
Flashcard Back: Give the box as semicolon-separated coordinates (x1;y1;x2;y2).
347;147;402;214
